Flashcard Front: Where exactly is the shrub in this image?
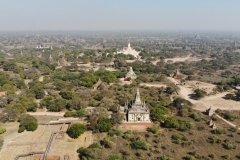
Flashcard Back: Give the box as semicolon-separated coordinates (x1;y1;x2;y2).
108;129;122;137
171;134;183;140
0;127;6;134
0;136;3;151
88;142;102;149
178;120;193;132
18;126;25;133
164;117;179;129
208;154;216;159
18;114;38;132
224;112;236;121
223;142;236;150
67;123;87;138
95;117;112;132
183;155;195;160
131;139;149;150
212;128;226;134
150;124;160;134
108;154;123;160
221;154;230;159
25;121;38;131
101;136;114;148
120;149;131;156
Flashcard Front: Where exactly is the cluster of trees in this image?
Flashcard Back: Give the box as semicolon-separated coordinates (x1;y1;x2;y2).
18;114;38;132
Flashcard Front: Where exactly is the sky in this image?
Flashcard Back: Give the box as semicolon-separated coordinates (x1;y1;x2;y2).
1;0;240;31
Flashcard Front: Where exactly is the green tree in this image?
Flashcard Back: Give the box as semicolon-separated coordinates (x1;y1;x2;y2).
164;117;180;129
48;98;67;112
59;90;74;100
67;123;87;138
18;114;38;132
194;89;207;99
110;113;124;124
95;117;112;132
150;106;170;122
0;108;20;123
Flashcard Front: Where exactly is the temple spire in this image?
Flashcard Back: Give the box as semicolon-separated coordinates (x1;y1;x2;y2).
135;88;141;105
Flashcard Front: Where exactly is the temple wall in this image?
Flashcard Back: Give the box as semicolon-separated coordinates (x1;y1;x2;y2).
128;113;150;122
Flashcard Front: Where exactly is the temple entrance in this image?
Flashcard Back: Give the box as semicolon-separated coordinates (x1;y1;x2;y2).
138;118;140;121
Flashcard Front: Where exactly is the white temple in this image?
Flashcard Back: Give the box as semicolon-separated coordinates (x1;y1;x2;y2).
117;42;140;58
118;89;151;123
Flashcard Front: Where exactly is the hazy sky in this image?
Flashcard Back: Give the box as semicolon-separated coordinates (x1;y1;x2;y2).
1;0;240;31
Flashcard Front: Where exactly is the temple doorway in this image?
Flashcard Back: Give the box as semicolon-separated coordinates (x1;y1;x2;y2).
138;118;140;121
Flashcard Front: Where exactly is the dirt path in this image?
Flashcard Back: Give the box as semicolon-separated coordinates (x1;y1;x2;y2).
28;111;65;116
140;83;166;88
215;114;239;129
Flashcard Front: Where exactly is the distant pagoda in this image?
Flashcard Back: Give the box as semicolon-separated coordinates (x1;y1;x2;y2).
125;67;137;79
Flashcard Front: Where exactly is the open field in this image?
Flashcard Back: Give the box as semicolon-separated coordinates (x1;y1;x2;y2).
168;77;240;114
0;124;63;160
0;116;91;160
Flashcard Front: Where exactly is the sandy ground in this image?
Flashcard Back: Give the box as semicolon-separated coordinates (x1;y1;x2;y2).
0;125;63;160
49;131;93;159
140;83;166;88
28;111;65;116
167;77;240;112
0;119;90;160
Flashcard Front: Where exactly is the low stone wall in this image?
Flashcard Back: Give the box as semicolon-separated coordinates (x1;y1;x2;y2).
116;122;153;132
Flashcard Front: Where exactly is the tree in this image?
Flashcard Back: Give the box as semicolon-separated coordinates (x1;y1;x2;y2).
194;89;207;99
0;108;20;123
11;104;26;113
67;123;87;138
40;96;53;108
59;90;74;100
150;106;170;122
95;117;112;132
18;114;38;132
48;98;66;112
164;117;180;129
75;109;88;118
110;113;124;124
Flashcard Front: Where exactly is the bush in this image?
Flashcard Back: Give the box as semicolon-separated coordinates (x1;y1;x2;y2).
149;124;160;134
67;123;87;138
18;126;25;133
212;128;226;134
131;139;149;150
88;142;102;149
18;114;38;132
224;112;236;121
101;136;114;148
108;154;123;160
171;134;183;140
0;127;6;134
25;121;38;131
95;117;112;132
223;142;236;150
164;118;179;129
108;129;122;137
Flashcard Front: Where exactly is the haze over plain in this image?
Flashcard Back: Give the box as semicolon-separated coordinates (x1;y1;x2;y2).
1;0;240;31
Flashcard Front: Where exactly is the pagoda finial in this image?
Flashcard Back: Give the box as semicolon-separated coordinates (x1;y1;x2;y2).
135;88;141;105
